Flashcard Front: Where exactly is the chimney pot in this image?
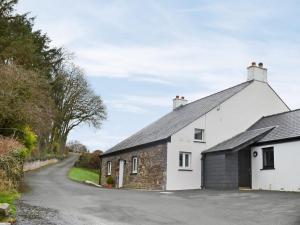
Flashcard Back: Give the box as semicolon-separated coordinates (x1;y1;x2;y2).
247;61;267;83
173;95;188;110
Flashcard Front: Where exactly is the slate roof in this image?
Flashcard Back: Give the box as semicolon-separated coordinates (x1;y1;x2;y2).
204;109;300;154
202;127;275;153
103;81;252;155
249;109;300;144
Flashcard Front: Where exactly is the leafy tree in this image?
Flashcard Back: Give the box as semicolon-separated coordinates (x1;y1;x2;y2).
0;1;107;157
0;0;65;77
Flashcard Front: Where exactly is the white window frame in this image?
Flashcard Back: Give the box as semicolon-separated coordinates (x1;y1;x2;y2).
132;156;138;174
194;128;205;142
179;152;192;169
107;161;112;176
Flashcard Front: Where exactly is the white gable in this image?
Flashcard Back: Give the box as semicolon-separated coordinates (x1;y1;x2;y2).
166;80;289;190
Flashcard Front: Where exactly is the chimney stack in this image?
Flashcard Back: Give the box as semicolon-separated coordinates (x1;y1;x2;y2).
247;61;267;83
173;96;188;110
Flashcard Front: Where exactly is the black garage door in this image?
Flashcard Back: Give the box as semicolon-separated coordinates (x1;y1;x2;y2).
203;151;239;189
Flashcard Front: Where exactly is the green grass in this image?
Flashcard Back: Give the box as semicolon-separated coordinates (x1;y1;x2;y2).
68;167;100;184
0;191;20;222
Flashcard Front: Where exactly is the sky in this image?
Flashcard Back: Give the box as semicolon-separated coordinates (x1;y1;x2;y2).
17;0;300;151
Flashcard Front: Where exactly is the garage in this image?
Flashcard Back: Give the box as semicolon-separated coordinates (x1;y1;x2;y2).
202;127;273;189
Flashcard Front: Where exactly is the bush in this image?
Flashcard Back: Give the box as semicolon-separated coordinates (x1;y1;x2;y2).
0;137;25;191
106;176;114;185
21;126;37;153
74;151;102;170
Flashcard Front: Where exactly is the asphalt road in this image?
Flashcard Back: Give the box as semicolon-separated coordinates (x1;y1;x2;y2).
17;154;300;225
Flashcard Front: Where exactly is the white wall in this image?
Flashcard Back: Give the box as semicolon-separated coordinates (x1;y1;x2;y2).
252;141;300;192
166;81;289;190
23;159;58;172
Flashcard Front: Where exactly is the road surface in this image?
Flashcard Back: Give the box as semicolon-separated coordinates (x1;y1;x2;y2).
17;154;300;225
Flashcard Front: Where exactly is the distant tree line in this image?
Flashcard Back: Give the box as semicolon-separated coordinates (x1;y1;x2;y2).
0;0;107;159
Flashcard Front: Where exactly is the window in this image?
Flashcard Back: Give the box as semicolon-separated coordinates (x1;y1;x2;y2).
262;147;274;169
179;152;191;169
107;161;112;175
194;129;205;141
132;156;138;174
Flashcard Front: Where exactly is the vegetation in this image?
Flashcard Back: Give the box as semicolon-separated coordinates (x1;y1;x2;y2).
68;167;99;184
0;137;23;222
74;150;102;170
0;0;107;220
0;137;25;191
0;0;107;159
0;191;20;222
67;140;88;153
106;176;115;185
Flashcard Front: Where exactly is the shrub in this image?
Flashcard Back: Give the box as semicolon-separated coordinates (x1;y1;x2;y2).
74;151;102;170
0;137;25;191
21;126;37;153
106;176;114;185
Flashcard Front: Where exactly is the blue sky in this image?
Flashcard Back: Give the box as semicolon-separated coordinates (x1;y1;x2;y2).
17;0;300;151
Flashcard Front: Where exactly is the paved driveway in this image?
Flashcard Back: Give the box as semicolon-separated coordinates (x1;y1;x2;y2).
17;155;300;225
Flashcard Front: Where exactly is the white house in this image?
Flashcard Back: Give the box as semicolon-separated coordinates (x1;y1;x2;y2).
101;62;300;192
203;109;300;192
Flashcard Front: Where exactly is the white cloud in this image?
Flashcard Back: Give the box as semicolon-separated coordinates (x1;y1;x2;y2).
75;37;249;86
107;94;171;114
68;128;126;151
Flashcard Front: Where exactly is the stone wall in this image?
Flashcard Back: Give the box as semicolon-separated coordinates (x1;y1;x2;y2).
101;143;167;190
23;158;58;172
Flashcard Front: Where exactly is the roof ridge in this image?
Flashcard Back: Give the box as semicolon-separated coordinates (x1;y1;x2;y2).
203;126;275;153
177;80;253;109
261;108;299;119
248;126;276;132
104;80;253;155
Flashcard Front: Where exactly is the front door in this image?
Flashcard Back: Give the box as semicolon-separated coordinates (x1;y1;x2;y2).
118;160;125;188
238;149;251;188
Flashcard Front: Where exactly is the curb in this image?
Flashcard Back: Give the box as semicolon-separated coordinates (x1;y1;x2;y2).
83;180;102;188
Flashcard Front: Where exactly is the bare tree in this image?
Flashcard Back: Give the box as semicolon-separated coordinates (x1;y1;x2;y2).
67;140;88;153
50;64;107;153
0;65;55;141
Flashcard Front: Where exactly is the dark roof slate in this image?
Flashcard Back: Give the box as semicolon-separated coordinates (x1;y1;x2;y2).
103;81;252;155
204;109;300;154
203;127;275;153
248;109;300;144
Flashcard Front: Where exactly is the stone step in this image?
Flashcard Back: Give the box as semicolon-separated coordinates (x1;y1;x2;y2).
0;203;10;217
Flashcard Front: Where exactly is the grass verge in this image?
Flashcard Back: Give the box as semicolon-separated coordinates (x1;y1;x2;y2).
68;167;100;184
0;191;20;222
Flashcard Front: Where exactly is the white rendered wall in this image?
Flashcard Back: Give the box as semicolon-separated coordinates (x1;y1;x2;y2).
252;141;300;192
166;81;289;190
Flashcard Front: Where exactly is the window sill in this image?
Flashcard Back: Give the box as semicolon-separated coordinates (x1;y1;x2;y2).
178;168;193;171
260;168;275;170
193;140;206;143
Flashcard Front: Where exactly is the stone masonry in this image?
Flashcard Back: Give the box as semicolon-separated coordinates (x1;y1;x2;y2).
101;143;167;190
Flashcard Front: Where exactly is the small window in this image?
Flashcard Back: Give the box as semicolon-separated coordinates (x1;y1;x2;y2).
194;129;205;141
132;156;138;174
262;147;274;169
107;161;112;175
179;152;191;169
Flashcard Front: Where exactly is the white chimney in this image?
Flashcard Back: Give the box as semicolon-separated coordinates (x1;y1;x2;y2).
247;62;267;83
173;96;188;110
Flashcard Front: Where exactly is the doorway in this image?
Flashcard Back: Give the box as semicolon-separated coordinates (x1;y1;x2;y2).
118;160;125;188
238;149;251;188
